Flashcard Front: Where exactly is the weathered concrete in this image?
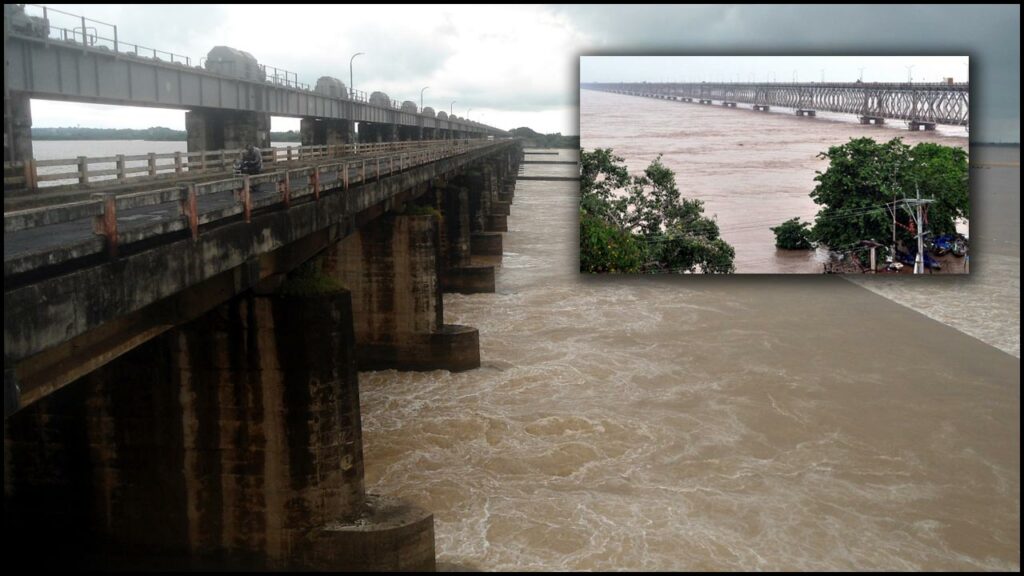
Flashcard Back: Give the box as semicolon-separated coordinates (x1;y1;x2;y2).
4;288;434;570
5;141;516;415
186;108;271;153
4;92;32;162
471;231;503;256
324;213;480;372
301;117;355;145
439;181;496;294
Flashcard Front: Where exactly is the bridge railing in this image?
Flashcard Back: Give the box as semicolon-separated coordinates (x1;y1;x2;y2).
2;139;483;192
17;4;195;67
5;139;501;263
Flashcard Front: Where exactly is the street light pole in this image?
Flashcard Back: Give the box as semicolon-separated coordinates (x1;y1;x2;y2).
905;65;914;83
450;100;456;116
349;52;364;98
467;108;472;120
420;86;429;111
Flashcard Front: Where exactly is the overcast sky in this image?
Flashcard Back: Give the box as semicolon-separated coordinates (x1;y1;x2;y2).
25;4;1020;142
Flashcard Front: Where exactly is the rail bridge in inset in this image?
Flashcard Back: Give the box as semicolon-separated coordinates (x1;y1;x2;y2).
582;81;970;130
4;4;522;572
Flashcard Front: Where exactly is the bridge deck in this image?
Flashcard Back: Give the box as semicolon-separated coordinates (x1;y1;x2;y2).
4;141;500;277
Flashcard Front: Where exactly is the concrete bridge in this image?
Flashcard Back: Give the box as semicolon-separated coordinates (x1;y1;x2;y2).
582;80;970;130
4;4;507;166
4;4;522;571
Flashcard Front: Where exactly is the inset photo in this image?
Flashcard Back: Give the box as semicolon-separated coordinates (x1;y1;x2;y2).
579;56;970;274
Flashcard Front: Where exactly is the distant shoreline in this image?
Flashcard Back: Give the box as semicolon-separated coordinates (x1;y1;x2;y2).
32;127;301;142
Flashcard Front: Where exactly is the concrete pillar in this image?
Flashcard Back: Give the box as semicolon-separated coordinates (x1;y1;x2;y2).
324;213;480;371
437;181;496;294
357;123;379;143
3;288;435;570
398;125;418;141
483;162;509;232
185;109;271;153
464;168;503;259
300;118;354;146
4;92;32;163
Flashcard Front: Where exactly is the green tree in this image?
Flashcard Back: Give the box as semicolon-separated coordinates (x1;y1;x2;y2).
771;217;814;249
579;149;734;274
809;137;968;250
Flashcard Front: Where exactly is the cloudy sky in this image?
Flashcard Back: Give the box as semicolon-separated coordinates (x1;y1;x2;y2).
25;4;1020;142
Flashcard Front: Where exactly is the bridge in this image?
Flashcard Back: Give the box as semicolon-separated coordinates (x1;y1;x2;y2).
4;4;523;572
4;4;507;167
582;81;970;130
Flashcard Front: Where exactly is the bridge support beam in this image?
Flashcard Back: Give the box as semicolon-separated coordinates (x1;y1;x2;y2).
4;92;33;163
324;213;480;372
859;116;885;125
466;167;504;258
753;105;770;112
300;117;355;146
795;109;817;117
3;289;435;570
435;180;496;294
908;120;936;131
185;108;270;154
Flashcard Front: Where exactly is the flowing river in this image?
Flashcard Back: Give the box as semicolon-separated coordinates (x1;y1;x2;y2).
360;148;1020;571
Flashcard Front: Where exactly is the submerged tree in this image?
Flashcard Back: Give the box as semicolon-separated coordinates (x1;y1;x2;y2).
579;149;735;274
809;137;968;250
771;217;814;250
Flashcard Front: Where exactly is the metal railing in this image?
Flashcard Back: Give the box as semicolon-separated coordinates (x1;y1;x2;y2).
20;4;194;66
3;139;477;191
10;5;506;132
5;139;504;262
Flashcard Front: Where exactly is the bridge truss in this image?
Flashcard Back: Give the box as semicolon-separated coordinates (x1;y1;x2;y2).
582;82;970;128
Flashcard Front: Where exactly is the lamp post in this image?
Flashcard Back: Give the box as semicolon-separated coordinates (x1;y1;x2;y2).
906;65;914;83
450;100;456;116
858;67;865;82
349;52;364;98
420;86;429;111
467;108;472;120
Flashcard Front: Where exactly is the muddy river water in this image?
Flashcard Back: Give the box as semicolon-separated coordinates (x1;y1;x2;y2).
360;141;1019;570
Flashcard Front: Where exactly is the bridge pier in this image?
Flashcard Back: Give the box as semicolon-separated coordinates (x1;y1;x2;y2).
323;212;481;372
466;168;503;258
859;116;885;125
908;120;937;131
4;289;435;570
795;109;817;117
300;117;355;146
753;104;770;112
722;101;737;108
435;179;496;294
4;92;33;163
185;108;271;153
398;125;419;141
358;122;398;143
699;99;713;105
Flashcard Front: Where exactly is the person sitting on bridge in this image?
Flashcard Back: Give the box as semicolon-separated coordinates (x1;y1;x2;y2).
238;143;263;175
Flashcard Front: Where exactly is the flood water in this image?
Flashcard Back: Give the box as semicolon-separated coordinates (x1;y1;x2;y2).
578;89;971;274
360;149;1020;571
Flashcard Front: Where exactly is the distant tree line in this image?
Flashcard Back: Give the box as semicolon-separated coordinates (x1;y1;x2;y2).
32;127;303;142
509;127;579;148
